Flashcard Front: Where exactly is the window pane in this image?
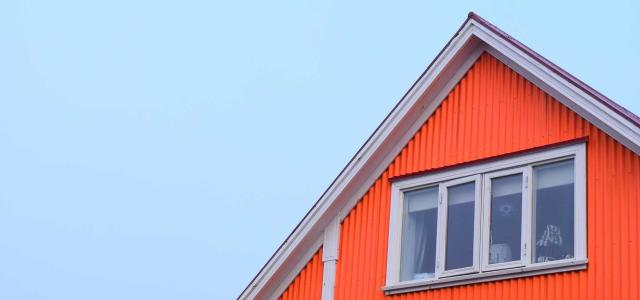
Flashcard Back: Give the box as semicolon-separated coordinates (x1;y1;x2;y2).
532;159;574;263
489;174;522;264
445;182;475;270
400;187;438;281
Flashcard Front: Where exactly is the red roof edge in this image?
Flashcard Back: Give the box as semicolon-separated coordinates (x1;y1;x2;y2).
468;12;640;128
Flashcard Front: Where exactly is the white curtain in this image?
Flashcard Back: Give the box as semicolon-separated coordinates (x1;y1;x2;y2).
401;188;437;281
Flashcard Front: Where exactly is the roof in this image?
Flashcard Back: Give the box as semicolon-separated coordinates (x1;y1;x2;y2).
239;12;640;300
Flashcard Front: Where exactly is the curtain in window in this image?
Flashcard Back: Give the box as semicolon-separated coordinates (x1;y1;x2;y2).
401;188;437;281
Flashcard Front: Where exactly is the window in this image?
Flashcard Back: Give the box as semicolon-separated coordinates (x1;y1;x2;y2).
532;160;575;263
385;143;586;294
482;168;526;271
400;187;438;281
440;176;481;276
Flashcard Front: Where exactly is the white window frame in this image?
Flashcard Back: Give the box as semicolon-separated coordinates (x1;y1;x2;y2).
385;142;587;294
438;175;481;277
481;167;529;271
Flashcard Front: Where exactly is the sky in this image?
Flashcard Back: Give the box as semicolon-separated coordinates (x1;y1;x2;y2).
0;1;638;299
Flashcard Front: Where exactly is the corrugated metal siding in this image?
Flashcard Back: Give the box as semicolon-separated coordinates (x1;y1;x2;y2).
278;247;323;300
334;52;640;299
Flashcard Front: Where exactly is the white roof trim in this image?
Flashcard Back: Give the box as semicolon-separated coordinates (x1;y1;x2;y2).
239;15;640;300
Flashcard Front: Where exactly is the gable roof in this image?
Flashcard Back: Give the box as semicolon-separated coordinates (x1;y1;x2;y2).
239;12;640;300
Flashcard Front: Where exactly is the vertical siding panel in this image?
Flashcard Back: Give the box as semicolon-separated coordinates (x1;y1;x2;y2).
352;202;363;299
351;203;358;300
485;55;495;157
454;78;463;164
360;197;369;299
439;100;447;168
370;180;381;299
409;137;417;174
445;89;454;165
365;190;376;299
416;125;425;172
431;108;440;168
532;81;541;145
496;58;505;153
514;69;522;146
345;214;353;299
291;268;300;300
397;149;404;177
460;68;470;162
568;105;576;139
635;153;640;300
342;206;354;300
590;127;599;300
331;52;639;300
426;113;435;169
504;70;514;153
497;58;506;150
441;95;451;165
621;148;629;300
524;80;534;148
378;175;389;299
298;263;307;299
452;81;461;164
630;150;639;300
603;136;612;299
422;122;430;170
613;137;621;299
469;61;480;161
277;247;323;300
357;193;368;299
590;125;600;300
548;94;557;143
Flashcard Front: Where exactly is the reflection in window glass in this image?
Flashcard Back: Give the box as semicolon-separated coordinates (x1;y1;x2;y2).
400;187;438;281
489;174;522;264
533;159;575;263
445;182;475;270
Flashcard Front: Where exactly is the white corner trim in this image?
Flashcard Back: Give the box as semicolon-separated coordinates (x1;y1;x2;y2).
321;217;340;300
321;261;337;300
323;217;340;262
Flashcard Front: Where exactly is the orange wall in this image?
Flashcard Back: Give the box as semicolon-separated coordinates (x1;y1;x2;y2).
334;53;640;299
278;247;323;300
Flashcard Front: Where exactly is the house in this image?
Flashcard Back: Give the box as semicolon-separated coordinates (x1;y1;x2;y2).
239;13;640;300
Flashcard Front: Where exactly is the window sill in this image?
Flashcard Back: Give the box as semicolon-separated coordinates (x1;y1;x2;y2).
382;259;588;295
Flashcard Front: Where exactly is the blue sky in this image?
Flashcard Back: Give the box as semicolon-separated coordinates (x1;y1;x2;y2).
0;1;638;299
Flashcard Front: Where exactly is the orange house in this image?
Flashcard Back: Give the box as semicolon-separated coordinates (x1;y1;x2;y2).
239;13;640;300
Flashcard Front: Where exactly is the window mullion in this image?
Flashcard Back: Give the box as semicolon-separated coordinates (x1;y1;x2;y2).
523;166;533;267
435;184;446;278
472;176;482;273
480;174;491;272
